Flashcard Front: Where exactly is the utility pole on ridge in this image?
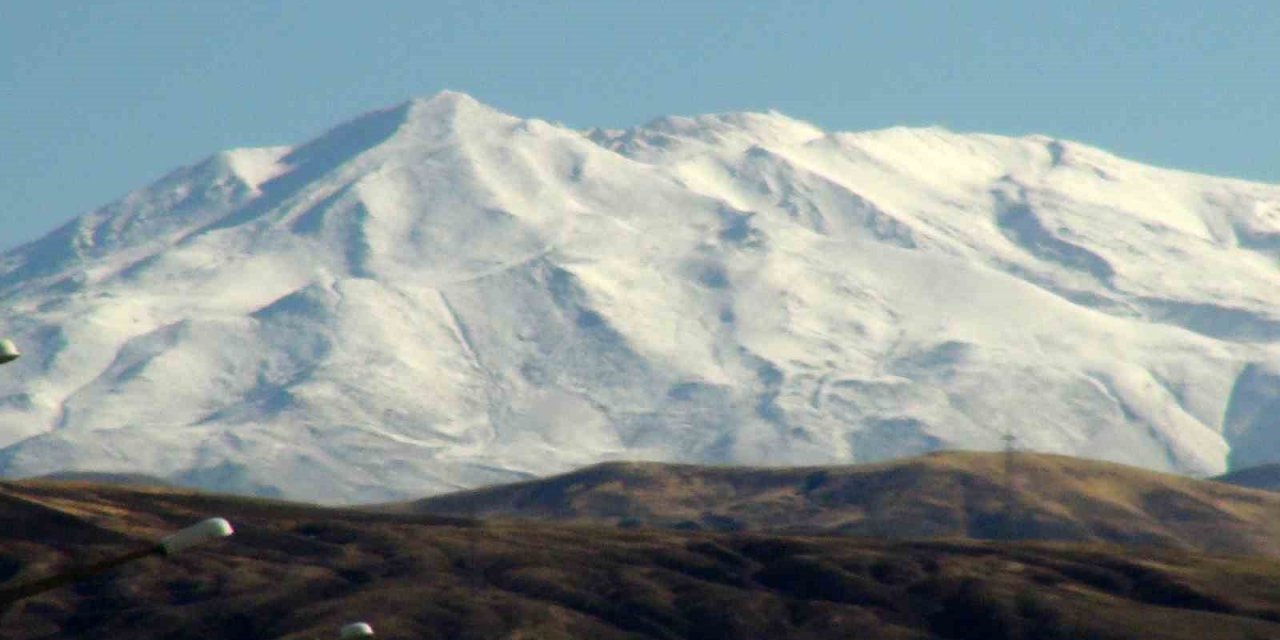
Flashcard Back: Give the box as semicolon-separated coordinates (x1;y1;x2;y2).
1001;430;1018;540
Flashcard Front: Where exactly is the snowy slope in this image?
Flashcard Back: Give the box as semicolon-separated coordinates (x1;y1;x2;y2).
2;91;1279;503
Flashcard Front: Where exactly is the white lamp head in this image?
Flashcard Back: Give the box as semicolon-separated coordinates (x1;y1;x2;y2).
0;339;19;364
159;517;234;555
340;622;375;638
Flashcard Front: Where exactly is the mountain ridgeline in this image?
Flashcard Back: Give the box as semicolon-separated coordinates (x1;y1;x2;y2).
2;91;1280;502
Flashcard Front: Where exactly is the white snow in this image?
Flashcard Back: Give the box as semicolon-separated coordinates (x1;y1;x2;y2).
2;91;1279;503
220;146;292;191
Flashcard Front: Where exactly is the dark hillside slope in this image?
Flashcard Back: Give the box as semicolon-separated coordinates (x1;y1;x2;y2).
396;451;1280;557
34;470;177;488
6;477;1280;638
1216;463;1280;492
5;478;1280;637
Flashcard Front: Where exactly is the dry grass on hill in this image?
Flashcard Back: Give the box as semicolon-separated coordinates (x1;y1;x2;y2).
396;451;1280;557
5;471;1280;638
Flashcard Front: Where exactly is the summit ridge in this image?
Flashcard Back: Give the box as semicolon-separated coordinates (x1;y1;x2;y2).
1;92;1278;503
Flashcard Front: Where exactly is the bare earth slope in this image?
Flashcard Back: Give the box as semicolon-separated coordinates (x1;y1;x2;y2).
398;451;1280;557
7;479;1280;639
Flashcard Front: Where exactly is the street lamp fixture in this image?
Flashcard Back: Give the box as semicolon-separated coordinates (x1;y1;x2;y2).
159;517;235;555
0;339;19;364
340;622;375;638
0;517;234;605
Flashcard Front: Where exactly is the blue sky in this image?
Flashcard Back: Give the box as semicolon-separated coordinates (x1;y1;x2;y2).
3;1;1277;251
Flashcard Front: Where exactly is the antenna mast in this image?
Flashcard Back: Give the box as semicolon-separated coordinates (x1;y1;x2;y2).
1002;430;1018;539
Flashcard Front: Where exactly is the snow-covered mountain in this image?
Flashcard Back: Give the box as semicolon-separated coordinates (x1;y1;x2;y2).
2;91;1279;503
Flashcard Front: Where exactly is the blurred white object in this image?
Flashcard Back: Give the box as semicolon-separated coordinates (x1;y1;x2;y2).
0;339;19;364
159;517;234;555
340;622;375;638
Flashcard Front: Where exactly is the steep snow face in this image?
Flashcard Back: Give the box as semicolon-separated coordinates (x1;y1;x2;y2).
2;91;1279;503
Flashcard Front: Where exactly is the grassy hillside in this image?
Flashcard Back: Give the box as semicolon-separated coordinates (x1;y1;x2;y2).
395;451;1280;557
5;477;1280;638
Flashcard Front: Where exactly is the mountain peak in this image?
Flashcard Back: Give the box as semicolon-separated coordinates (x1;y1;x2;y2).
410;89;484;110
270;91;514;179
398;90;517;135
3;96;1280;503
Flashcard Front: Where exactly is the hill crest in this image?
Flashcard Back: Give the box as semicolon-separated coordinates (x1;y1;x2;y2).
398;451;1280;557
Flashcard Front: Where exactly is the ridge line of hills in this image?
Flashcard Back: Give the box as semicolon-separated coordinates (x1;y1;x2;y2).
29;450;1280;558
387;451;1280;558
6;459;1280;638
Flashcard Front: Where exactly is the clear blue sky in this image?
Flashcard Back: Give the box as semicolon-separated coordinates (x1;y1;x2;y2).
3;1;1277;251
